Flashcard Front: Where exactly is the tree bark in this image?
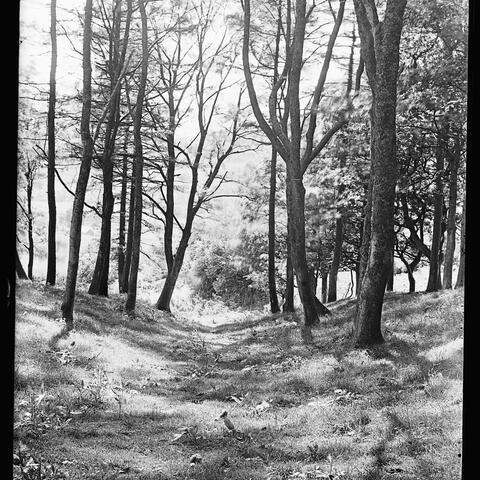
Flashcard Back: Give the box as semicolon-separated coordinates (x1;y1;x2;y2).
46;0;57;286
283;220;295;312
455;191;465;289
117;153;128;291
26;161;35;280
268;147;280;313
386;245;394;291
125;0;148;314
16;249;28;280
156;225;192;311
321;271;328;304
443;136;460;289
120;172;135;293
426;124;447;292
353;0;407;347
242;0;341;332
60;0;94;330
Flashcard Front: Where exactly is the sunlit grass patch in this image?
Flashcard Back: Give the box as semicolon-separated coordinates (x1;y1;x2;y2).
14;282;463;480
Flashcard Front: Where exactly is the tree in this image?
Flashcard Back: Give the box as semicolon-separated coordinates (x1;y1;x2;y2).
61;0;94;330
46;0;57;286
455;191;465;289
442;129;461;289
88;0;133;297
17;154;39;280
125;0;149;314
425;121;447;292
243;0;349;338
352;0;407;347
142;1;247;312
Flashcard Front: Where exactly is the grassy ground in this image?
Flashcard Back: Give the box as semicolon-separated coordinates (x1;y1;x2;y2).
13;280;463;479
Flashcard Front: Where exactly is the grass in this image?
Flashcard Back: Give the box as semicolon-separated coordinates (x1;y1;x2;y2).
13;280;463;479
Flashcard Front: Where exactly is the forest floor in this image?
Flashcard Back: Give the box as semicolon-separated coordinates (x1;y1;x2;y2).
13;280;463;480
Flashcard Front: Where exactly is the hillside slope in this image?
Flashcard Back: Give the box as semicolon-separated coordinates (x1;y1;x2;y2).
13;281;463;479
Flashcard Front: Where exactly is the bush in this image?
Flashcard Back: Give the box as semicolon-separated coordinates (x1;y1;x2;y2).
192;242;267;308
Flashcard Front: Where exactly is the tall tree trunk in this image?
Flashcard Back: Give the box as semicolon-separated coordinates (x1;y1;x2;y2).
60;0;94;330
46;0;57;286
268;147;280;313
26;168;34;280
353;0;407;347
89;0;131;297
426;125;447;292
285;166;319;327
283;223;295;312
16;249;28;280
386;245;394;291
88;163;114;296
125;0;148;314
455;191;465;288
117;154;128;291
120;173;135;293
443;136;460;289
287;1;319;330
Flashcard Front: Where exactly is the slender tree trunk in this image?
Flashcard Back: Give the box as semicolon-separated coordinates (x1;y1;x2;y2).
164;131;176;274
60;0;94;330
118;154;128;291
353;0;407;347
26;167;34;280
46;0;57;286
16;249;28;280
268;147;280;313
156;226;192;311
443;136;460;289
426;125;447;292
88;162;114;296
283;226;295;312
455;192;465;288
121;174;135;293
125;0;148;314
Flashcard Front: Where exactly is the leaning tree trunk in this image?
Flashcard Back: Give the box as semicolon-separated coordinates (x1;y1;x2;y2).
60;0;94;330
353;0;407;347
426;125;447;292
156;225;192;312
455;191;465;289
443;136;460;289
268;147;280;313
16;249;28;280
46;0;57;286
125;0;148;314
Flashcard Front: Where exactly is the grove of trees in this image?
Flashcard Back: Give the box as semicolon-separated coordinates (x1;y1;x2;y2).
17;0;467;346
